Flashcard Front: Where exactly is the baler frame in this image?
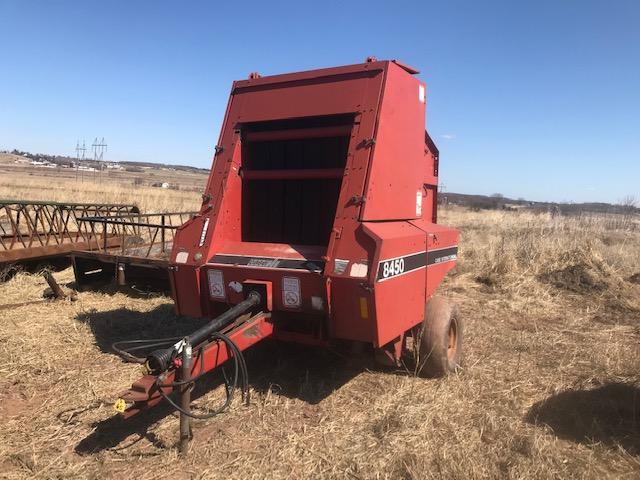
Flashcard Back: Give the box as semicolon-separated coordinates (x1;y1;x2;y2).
112;59;461;453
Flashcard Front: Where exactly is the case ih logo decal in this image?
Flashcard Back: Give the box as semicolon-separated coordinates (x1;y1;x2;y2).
376;246;458;282
428;247;458;265
211;254;324;273
247;257;279;268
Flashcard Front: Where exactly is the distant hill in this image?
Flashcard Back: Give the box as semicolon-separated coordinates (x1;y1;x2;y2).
2;149;209;174
0;152;26;164
442;192;639;216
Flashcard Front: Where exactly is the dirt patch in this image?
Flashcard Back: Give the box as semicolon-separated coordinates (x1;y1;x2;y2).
475;273;498;287
539;264;608;293
628;273;640;285
0;392;30;419
591;312;639;326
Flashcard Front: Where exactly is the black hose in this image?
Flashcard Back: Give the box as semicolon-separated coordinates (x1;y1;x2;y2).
186;292;261;346
154;332;249;419
113;293;261;418
145;291;261;374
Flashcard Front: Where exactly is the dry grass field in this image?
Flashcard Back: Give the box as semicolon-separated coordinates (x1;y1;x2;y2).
0;152;206;213
0;174;202;214
1;176;639;479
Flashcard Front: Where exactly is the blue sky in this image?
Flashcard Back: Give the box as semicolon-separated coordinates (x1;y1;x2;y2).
1;1;638;203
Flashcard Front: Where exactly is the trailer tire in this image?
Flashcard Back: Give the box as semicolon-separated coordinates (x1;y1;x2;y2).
416;296;462;377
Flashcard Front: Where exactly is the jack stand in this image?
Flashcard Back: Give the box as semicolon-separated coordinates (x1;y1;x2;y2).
179;340;192;455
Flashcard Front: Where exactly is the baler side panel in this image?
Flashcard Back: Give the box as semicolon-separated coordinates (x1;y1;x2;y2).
324;71;386;342
220;140;243;244
327;225;377;342
171;214;213;317
409;219;460;300
361;62;426;221
362;221;427;347
423;131;439;224
170;265;202;317
171;135;243;317
424;130;439;187
425;226;459;300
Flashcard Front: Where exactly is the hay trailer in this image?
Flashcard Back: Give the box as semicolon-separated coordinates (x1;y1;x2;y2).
114;58;461;452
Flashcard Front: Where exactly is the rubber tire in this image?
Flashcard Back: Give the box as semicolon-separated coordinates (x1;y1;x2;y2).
416;296;463;377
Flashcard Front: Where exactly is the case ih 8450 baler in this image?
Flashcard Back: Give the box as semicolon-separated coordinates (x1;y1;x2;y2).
114;58;461;451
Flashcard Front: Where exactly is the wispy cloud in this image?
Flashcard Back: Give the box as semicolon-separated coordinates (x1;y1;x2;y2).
440;134;456;140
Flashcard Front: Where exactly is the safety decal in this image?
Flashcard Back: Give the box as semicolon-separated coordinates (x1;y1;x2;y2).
282;277;301;308
207;269;225;299
333;258;349;275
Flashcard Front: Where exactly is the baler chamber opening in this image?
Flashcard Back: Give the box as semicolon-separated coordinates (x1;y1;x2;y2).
239;114;353;247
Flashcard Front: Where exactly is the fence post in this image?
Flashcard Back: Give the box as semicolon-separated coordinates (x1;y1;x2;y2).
102;219;107;251
161;215;166;253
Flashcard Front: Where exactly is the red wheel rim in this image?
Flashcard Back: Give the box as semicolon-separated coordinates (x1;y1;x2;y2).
446;320;457;361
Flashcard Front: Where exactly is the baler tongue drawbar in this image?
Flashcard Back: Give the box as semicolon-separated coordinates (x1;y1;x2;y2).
114;290;272;454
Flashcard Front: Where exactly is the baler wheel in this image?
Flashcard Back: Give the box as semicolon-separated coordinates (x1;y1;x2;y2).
416;296;462;377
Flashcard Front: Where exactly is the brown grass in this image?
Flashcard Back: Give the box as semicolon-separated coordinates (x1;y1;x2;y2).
0;165;202;213
1;189;639;478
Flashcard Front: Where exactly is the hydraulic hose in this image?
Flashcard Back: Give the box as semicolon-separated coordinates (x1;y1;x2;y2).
187;291;261;347
112;291;261;419
146;291;262;374
154;331;250;419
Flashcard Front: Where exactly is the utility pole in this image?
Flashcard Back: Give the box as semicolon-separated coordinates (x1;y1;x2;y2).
438;182;447;206
75;140;80;181
75;139;86;182
91;137;107;181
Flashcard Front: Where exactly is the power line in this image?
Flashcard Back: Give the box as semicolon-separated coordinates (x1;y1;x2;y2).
91;137;107;180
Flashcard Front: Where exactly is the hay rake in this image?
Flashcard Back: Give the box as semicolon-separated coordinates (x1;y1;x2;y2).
0;200;139;264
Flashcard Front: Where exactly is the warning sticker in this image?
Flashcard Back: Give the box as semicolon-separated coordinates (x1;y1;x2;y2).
207;269;225;299
333;258;349;275
282;276;301;308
